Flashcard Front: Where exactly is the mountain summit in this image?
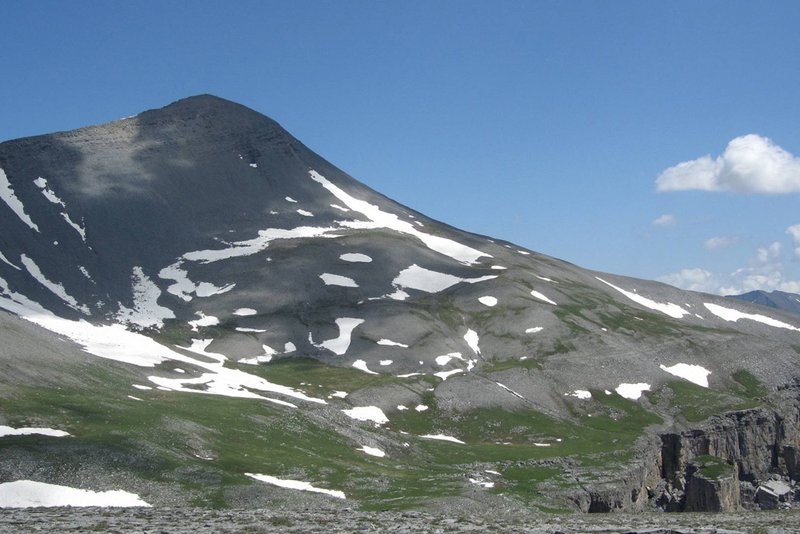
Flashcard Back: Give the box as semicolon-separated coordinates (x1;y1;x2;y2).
2;96;800;512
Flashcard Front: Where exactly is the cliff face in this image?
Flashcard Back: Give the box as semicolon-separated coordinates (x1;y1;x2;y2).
682;457;740;512
574;391;800;513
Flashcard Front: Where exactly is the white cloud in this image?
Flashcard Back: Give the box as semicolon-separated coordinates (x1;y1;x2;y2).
658;268;718;294
656;134;800;193
787;224;800;257
653;214;676;227
755;241;781;264
704;236;738;250
661;238;800;296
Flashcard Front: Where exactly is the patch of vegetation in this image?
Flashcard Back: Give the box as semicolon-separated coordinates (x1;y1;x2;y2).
483;357;543;372
150;319;195;346
693;454;734;479
268;516;293;527
390;392;661;467
654;380;760;423
495;465;563;500
1;363;390;505
732;369;767;399
0;355;666;511
237;357;404;397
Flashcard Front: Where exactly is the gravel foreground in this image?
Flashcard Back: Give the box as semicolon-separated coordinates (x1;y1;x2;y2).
1;508;799;533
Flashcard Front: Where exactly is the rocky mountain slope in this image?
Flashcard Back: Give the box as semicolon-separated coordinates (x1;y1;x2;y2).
1;95;799;512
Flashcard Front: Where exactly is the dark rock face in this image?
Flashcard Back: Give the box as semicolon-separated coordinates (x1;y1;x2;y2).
575;394;800;513
682;458;739;512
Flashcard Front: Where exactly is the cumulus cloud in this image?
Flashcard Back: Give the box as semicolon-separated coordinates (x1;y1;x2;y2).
787;224;800;257
656;134;800;193
661;238;800;296
658;268;718;294
755;241;781;264
652;214;676;227
704;236;738;250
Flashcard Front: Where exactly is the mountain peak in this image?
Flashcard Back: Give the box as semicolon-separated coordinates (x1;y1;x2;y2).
156;94;260;117
133;94;285;136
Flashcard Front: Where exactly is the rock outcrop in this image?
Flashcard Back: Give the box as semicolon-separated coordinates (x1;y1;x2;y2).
574;391;800;513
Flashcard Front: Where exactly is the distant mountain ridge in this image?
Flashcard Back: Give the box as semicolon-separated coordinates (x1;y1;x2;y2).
728;289;800;318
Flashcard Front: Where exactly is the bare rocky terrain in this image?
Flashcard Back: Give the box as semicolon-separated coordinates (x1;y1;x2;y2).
1;508;799;533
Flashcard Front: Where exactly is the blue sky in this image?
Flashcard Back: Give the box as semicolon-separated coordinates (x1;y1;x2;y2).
2;1;799;295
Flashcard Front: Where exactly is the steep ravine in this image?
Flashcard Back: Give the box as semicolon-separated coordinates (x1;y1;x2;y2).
571;388;800;513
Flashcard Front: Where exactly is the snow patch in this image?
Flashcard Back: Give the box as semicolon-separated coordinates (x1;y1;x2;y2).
415;404;429;412
0;426;69;438
0;250;20;270
233;308;257;316
320;273;359;287
704;302;800;331
342;406;389;425
195;282;235;297
464;329;480;355
188;312;219;331
379;360;393;366
660;363;711;387
615;383;651;400
435;352;463;366
434;369;464;380
352;359;378;375
245;473;345;499
116;266;175;328
357;446;385;458
495;382;526;400
419;434;465;444
478;296;498;307
158;262;235;302
0;480;150;508
530;290;557;306
297;209;314;217
329;391;348;399
0;168;39;232
0;289;324;409
567;390;592;400
597;277;690;319
377;338;408;348
20;255;89;314
285;196;298;203
33;177;85;240
525;327;543;334
181;226;340;265
309;170;491;264
311;318;364;355
392;264;496;293
340;252;372;263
